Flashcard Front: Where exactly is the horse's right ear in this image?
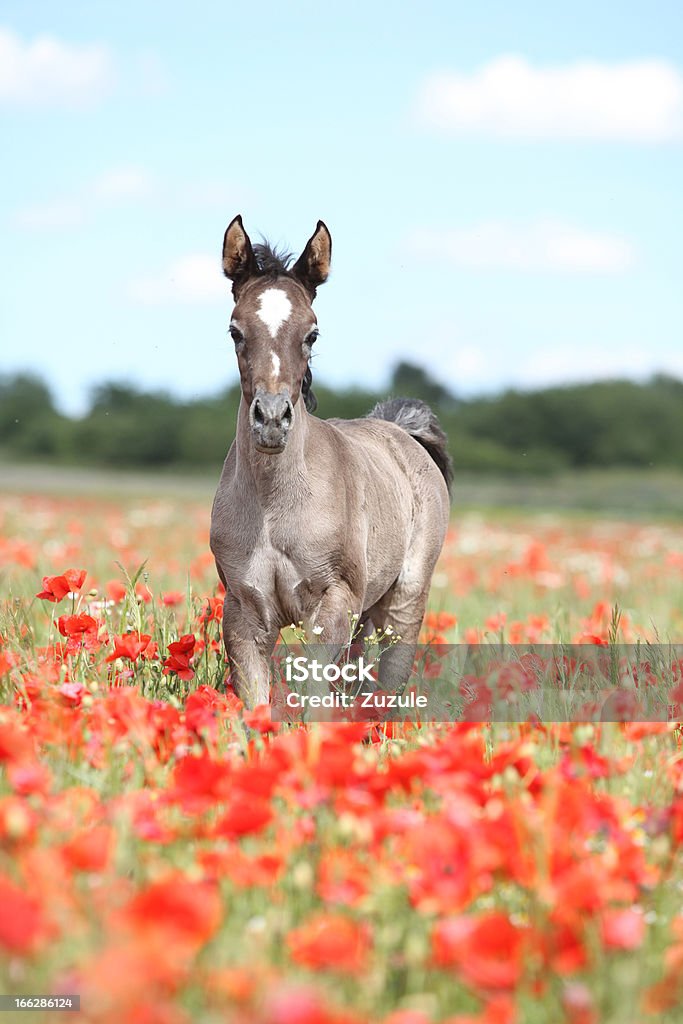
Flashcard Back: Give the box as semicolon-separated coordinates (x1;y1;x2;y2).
222;215;256;294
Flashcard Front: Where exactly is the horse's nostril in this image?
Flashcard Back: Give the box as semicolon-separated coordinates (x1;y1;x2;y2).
282;401;293;427
253;399;265;424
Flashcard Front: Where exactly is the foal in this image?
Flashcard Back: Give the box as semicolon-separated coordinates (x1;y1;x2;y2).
210;216;452;707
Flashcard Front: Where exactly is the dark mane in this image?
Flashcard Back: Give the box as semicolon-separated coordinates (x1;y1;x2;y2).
253;241;294;277
301;364;317;414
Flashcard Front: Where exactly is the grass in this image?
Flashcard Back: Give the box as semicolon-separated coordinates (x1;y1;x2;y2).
2;462;683;517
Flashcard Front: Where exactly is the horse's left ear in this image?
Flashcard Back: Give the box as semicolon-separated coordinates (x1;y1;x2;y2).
222;214;256;295
292;221;331;297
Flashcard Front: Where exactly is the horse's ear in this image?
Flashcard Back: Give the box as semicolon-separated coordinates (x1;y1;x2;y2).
222;215;256;293
292;220;331;297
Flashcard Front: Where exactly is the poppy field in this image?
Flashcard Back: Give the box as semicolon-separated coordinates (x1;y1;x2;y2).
1;487;683;1023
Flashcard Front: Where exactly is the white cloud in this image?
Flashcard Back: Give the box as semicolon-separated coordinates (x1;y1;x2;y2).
393;332;683;398
414;55;683;141
11;169;247;233
0;26;114;107
12;199;85;231
91;167;155;201
11;166;155;230
519;344;683;388
130;255;227;305
409;221;635;273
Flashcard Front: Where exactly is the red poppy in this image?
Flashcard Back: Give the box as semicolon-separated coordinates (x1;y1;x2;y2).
7;759;51;796
264;984;361;1024
0;873;45;953
0;646;19;676
170;753;232;808
562;982;597;1024
122;875;222;950
106;633;152;663
287;912;371;973
135;582;153;602
58;613;98;637
57;613;103;654
600;908;645;950
198;596;224;624
213;793;273;838
36;568;86;602
61;825;114;873
317;849;370;906
106;580;128;602
184;686;235;736
163;634;196;681
433;912;528;991
242;703;276;733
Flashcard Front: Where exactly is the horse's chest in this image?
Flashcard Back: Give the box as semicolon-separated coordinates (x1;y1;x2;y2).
223;530;328;626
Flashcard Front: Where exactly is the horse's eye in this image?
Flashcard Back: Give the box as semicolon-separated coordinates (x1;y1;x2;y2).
306;329;319;346
229;325;244;346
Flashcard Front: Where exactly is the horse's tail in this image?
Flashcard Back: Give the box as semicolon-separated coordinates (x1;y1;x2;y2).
368;397;453;494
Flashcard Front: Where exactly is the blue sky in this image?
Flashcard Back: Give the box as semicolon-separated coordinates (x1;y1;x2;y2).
1;1;682;414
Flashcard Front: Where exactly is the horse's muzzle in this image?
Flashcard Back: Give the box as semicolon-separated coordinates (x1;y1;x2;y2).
250;389;294;453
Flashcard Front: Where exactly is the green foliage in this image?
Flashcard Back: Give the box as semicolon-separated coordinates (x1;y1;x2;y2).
0;373;56;438
1;367;681;475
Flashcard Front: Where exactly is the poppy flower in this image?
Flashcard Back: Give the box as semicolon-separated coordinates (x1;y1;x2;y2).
0;646;19;676
242;703;275;733
7;760;51;796
106;580;128;602
0;873;45;953
198;596;224;624
213;793;273;838
106;633;152;663
184;686;234;736
287;912;371;973
61;825;114;873
58;613;98;637
36;568;86;602
264;984;360;1024
122;875;222;950
170;753;232;808
600;908;645;950
163;634;196;681
58;613;103;654
433;913;528;991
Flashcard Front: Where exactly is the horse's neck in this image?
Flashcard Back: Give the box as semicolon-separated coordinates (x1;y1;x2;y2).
234;397;311;503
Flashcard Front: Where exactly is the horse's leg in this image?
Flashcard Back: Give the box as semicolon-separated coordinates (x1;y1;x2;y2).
296;584;364;701
222;604;278;707
310;583;363;646
370;575;431;694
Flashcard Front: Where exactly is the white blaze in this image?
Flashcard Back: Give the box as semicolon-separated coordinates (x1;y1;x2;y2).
271;351;281;377
256;288;292;338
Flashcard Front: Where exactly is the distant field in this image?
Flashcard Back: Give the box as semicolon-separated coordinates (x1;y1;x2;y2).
2;462;683;517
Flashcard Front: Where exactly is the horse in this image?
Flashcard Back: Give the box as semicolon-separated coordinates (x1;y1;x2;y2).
210;215;452;707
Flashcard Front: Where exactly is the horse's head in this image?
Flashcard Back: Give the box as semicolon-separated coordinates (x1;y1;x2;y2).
222;215;331;454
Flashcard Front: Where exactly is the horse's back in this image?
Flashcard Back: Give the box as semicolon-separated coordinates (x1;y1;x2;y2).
323;415;449;514
317;415;450;563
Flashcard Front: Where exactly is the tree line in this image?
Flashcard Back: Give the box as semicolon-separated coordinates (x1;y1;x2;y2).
1;365;682;475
